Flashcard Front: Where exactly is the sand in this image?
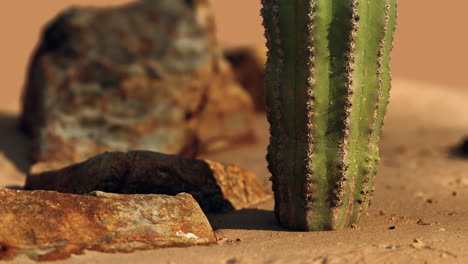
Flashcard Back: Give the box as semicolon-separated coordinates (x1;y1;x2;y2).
2;1;468;263
1;79;467;263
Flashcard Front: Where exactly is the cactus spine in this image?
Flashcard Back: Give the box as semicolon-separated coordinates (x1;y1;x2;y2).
262;0;397;230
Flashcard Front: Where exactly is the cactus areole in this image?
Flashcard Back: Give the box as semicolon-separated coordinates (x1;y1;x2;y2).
261;0;397;230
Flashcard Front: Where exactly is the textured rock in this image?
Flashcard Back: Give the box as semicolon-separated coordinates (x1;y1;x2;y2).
224;46;267;111
20;0;255;164
26;150;269;212
0;189;217;261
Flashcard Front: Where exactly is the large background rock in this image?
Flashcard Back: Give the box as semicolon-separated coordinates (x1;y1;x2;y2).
20;0;255;164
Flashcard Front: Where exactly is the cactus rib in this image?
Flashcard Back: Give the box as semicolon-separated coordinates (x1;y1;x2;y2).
359;0;398;220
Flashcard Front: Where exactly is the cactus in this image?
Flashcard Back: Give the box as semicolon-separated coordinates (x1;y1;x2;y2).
261;0;397;230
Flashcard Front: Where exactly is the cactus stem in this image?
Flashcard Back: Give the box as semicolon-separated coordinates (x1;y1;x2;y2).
262;0;397;231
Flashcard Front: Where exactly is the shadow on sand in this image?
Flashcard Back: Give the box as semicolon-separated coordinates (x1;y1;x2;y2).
208;208;286;231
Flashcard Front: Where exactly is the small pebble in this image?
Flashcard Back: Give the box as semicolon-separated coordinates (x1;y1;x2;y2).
416;219;430;225
410;238;426;249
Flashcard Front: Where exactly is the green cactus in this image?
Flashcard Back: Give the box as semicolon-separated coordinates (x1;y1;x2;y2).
261;0;397;231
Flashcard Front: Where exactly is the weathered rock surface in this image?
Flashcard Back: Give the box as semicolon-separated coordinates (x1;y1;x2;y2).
0;189;217;261
20;0;255;164
26;150;269;212
224;46;267;111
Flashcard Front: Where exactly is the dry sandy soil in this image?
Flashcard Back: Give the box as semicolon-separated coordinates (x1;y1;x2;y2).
1;1;468;263
1;79;467;263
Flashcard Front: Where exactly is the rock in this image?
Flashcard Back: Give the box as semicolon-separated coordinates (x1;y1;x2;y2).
224;46;267;111
0;189;217;261
20;0;255;164
451;137;468;157
410;238;427;249
26;150;270;212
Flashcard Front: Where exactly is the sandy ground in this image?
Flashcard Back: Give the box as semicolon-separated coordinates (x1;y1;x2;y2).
1;78;467;263
2;1;468;263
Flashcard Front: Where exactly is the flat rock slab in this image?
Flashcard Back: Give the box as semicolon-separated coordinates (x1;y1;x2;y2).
0;189;217;261
26;151;269;213
20;0;255;164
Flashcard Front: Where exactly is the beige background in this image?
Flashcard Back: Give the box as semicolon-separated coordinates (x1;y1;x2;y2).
1;2;468;263
1;0;468;112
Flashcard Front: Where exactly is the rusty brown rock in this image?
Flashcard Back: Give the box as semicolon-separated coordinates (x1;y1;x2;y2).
0;189;217;261
26;151;269;213
224;46;267;111
20;0;255;164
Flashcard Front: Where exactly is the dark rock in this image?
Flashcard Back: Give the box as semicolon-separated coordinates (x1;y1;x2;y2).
21;0;255;164
224;46;267;111
0;189;217;261
26;150;270;213
451;137;468;157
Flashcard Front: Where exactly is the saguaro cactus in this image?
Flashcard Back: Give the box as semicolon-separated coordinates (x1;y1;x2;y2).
262;0;397;230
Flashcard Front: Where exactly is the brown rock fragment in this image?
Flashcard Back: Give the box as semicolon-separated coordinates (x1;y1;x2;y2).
0;189;217;261
21;0;255;164
26;151;269;213
204;160;268;210
224;46;267;111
